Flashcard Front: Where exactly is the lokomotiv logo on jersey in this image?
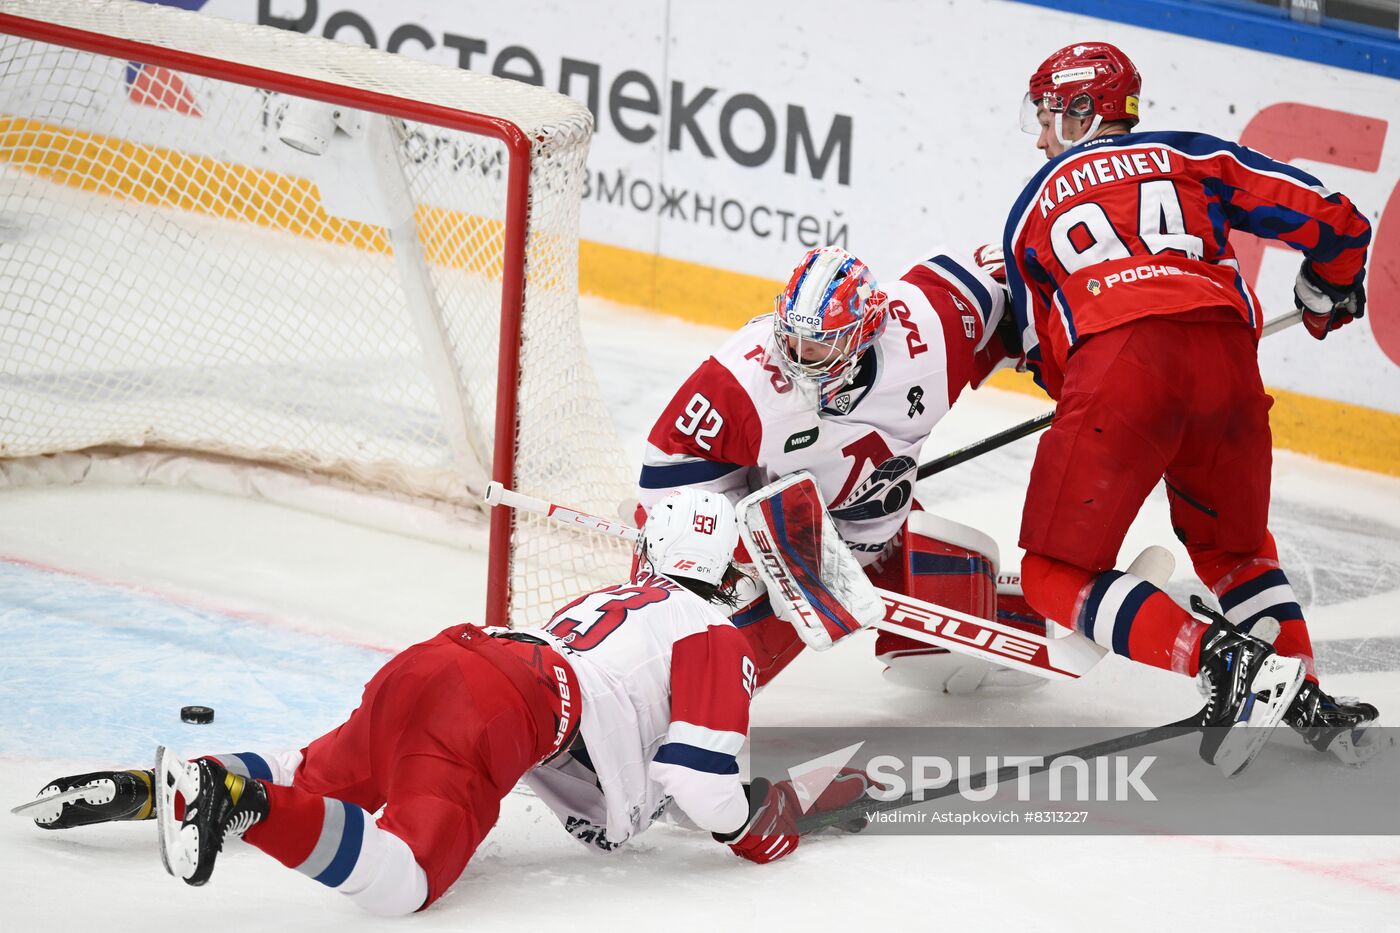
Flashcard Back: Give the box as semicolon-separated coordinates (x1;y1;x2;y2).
829;454;918;522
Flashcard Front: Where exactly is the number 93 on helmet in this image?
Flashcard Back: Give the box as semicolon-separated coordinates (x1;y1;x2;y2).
640;488;739;588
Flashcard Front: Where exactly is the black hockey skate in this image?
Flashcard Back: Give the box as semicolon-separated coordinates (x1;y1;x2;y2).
155;746;268;887
1286;681;1381;765
1191;597;1305;778
15;769;156;829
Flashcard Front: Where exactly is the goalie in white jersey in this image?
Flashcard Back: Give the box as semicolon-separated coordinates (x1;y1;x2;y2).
18;490;873;915
640;245;1035;691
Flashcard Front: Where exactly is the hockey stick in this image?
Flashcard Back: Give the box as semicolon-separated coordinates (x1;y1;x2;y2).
916;412;1051;480
793;711;1205;834
483;483;1104;680
915;308;1306;481
484;482;639;542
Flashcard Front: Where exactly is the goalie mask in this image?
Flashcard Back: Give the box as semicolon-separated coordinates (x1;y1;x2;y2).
640;489;738;587
1022;42;1140;150
773;246;888;407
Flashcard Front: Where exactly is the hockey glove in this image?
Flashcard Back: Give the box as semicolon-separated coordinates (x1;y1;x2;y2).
970;295;1024;385
715;778;798;864
968;243;1022;387
972;243;1007;284
1294;260;1365;341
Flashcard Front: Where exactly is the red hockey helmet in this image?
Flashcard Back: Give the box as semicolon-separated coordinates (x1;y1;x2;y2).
1022;42;1141;143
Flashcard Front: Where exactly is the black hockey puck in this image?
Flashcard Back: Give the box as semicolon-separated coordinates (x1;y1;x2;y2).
180;705;215;725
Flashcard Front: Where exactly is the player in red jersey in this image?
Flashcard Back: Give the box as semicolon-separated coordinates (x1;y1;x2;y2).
1003;41;1378;766
18;491;881;913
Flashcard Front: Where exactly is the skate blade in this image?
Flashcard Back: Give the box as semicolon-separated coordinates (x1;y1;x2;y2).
1215;656;1307;778
10;784;96;819
154;746;197;881
1331;722;1392;767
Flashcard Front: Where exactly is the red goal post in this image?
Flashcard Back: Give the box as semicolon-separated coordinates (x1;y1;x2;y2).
0;0;633;628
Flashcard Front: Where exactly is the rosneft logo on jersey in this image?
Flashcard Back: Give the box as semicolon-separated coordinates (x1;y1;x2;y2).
1086;278;1102;296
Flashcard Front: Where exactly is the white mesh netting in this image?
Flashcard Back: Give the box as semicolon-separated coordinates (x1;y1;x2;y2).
0;0;634;627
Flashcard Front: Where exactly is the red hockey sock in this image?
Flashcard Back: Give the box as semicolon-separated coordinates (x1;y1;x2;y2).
1188;534;1317;682
1021;553;1206;675
1273;620;1317;682
1122;590;1207;675
243;781;327;869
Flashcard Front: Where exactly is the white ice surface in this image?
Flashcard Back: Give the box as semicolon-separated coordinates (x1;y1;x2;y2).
2;297;1399;931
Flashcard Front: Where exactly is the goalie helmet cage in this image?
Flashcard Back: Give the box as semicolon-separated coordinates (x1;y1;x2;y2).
0;0;633;628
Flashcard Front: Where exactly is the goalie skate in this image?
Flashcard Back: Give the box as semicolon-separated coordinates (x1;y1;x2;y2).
156;746;267;886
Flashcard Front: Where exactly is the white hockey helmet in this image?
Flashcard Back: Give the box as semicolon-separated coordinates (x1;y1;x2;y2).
640;489;739;587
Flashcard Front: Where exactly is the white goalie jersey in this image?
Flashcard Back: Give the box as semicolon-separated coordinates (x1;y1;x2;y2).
520;570;757;850
639;251;1007;563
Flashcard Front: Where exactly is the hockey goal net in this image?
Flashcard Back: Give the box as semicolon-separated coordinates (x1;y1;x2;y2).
0;0;633;627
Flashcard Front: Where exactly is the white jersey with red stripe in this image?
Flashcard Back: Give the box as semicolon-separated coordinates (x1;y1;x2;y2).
640;251;1005;564
521;570;757;850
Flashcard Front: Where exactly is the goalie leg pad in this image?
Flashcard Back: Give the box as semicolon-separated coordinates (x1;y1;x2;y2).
877;513;1045;693
869;528;920;662
872;512;1000;659
904;511;999;616
738;472;884;651
995;577;1051;639
906;518;997;617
